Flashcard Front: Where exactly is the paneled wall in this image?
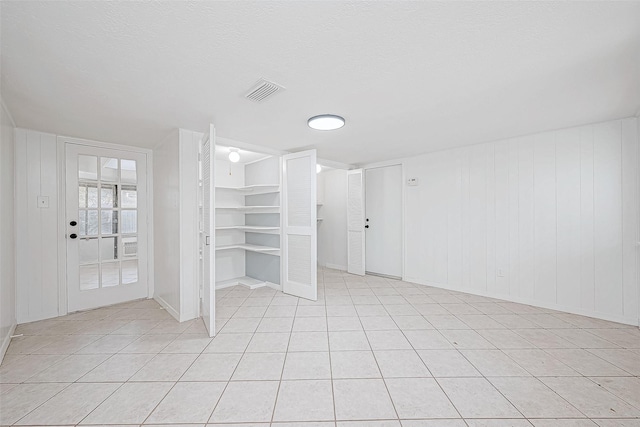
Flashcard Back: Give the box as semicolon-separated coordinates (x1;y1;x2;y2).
153;129;200;322
397;118;638;325
15;129;59;324
1;101;16;360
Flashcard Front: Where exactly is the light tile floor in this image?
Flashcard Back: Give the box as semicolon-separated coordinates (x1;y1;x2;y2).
1;267;639;426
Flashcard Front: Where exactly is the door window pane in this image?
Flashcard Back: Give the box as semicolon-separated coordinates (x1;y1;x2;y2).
120;210;137;234
101;262;120;287
101;158;119;182
100;236;118;261
100;184;118;208
79;264;99;290
122;260;138;284
79;210;99;236
79;155;97;181
122;236;137;258
121;159;137;184
101;210;118;235
79;238;99;264
121;185;137;208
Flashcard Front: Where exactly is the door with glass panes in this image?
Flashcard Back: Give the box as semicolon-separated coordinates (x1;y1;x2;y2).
66;144;148;312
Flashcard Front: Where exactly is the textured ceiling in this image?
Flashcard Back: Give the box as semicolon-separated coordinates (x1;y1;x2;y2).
2;1;639;165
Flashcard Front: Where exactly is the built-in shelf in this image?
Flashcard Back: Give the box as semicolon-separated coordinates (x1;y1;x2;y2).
317;218;323;221
215;243;280;256
317;203;323;206
215;226;280;234
216;184;280;195
215;206;280;213
216;276;278;290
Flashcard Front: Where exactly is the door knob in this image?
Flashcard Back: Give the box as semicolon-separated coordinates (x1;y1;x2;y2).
365;225;369;229
69;220;77;226
69;233;78;239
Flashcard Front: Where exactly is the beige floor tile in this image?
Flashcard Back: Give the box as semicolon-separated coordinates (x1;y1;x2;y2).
373;350;431;378
257;317;294;333
440;330;496;349
0;382;68;425
588;377;640;409
390;316;433;330
246;332;291;352
79;353;155;382
417;350;480;377
489;377;583;418
365;330;411;350
0;354;65;383
476;329;536;348
181;353;242;381
437;377;522;418
331;351;381;379
404;330;454;349
329;331;371;351
552;329;620;348
81;381;172;424
386;377;459;419
119;333;179;353
204;333;252;353
529;420;596;427
466;420;533;427
541;377;640;418
75;334;140;353
546;349;629;376
586;349;640;375
283;352;331;380
232;352;286;380
26;354;110;382
273;380;335;421
32;334;103;354
289;331;330;352
130;353;198;381
461;349;530;376
161;333;212;353
333;379;397;420
360;316;399;331
209;381;279;423
147;381;226;423
503;349;577;376
16;382;120;425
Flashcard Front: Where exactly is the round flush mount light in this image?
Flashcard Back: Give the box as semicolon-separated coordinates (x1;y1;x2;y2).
228;149;240;163
308;114;345;131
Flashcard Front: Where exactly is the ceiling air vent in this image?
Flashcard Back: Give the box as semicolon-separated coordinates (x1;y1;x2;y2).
244;78;285;103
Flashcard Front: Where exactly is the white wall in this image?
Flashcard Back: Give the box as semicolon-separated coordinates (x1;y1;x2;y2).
153;129;200;322
317;169;349;271
377;118;639;325
15;129;59;324
0;100;17;361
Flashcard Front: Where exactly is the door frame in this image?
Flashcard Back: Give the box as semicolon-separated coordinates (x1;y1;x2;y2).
361;161;406;280
56;136;154;316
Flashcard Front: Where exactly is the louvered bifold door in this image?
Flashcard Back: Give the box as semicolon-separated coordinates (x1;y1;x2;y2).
282;150;317;300
201;124;216;337
347;169;366;275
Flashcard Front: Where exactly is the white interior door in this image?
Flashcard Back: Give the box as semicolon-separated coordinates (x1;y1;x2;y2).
347;169;365;276
201;124;216;337
66;144;148;312
282;150;317;300
365;165;403;278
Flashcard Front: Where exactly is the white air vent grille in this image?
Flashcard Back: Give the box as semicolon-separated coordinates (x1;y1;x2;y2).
245;78;285;102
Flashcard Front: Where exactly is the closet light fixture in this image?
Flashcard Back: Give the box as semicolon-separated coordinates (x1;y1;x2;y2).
308;114;345;131
316;164;322;173
228;149;240;163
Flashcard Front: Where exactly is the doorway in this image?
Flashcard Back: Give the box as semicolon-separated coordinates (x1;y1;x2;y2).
365;164;402;278
65;144;148;312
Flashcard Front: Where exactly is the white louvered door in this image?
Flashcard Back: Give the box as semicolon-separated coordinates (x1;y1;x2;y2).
347;169;366;275
282;150;317;300
201;124;216;337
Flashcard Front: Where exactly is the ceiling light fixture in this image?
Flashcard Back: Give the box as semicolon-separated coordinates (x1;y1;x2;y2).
308;114;345;131
316;164;322;173
228;149;240;163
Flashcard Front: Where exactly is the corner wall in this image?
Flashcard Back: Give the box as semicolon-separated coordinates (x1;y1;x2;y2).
367;117;640;326
0;100;16;361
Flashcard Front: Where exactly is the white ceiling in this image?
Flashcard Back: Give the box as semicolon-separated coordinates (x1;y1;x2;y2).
2;1;639;165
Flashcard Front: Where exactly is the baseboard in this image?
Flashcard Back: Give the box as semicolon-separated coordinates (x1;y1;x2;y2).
324;263;347;271
1;322;17;364
154;295;180;322
17;310;60;325
404;276;638;327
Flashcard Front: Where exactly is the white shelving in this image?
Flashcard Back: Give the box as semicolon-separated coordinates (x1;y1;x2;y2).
215;243;280;256
216;276;277;290
215;205;280;213
216;225;280;234
216;184;280;195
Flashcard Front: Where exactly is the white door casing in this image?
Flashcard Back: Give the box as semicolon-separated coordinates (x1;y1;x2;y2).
66;144;148;312
282;150;318;300
201;124;216;337
365;165;403;278
347;169;365;276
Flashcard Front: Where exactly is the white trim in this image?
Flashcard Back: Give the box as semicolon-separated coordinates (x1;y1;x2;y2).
324;263;347;271
217;136;286;157
56;139;67;316
317;157;353;171
0;323;16;364
406;276;639;327
56;135;153;314
154;295;180;322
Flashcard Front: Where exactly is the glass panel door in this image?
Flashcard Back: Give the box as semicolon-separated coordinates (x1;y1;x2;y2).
66;144;147;312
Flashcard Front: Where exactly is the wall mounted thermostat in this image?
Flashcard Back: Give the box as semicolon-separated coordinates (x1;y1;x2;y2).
407;178;419;186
